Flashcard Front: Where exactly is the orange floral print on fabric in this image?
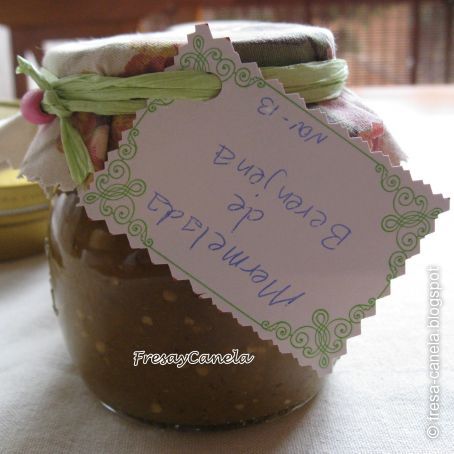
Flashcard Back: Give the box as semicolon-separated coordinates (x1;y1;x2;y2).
109;45;179;150
108;114;136;151
57;45;179;171
70;113;110;171
122;47;178;76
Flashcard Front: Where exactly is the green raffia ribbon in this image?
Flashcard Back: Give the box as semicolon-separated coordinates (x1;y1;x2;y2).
16;55;348;185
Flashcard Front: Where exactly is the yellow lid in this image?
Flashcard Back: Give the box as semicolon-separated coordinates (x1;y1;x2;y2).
0;167;33;186
0;170;49;259
0;168;49;259
0;167;49;214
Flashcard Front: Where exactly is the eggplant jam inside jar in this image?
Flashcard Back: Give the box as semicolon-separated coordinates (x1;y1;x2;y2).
48;192;322;428
44;22;346;428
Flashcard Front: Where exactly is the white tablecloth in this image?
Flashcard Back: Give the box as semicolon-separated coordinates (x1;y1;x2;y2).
1;87;453;453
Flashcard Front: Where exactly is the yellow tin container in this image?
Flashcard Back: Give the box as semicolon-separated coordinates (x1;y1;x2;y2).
0;102;49;261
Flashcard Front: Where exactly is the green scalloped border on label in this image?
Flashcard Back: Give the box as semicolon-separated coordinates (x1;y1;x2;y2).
82;33;445;370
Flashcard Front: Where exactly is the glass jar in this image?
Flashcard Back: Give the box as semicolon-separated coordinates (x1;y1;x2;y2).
41;21;339;428
48;191;322;427
43;21;399;429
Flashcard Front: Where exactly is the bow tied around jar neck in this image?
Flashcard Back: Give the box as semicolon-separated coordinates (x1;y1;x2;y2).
16;55;349;186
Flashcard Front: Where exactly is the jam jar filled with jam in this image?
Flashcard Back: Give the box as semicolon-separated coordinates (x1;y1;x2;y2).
49;191;321;427
45;22;388;428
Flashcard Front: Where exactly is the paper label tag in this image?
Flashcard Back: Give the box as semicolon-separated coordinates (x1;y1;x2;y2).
80;25;449;375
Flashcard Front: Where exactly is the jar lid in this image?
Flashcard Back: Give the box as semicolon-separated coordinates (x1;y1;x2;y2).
42;21;335;78
0;167;48;219
9;21;404;194
0;168;48;260
0;175;48;261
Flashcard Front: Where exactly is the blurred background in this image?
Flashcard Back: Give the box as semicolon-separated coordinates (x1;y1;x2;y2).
0;0;453;99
